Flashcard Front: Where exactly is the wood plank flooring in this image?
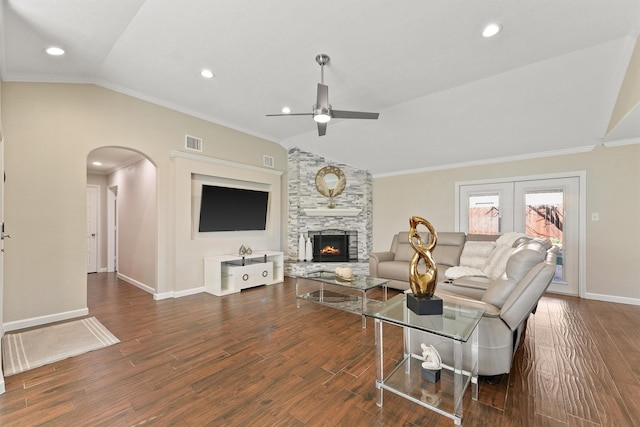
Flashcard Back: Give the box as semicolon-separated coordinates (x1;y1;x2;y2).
0;273;638;426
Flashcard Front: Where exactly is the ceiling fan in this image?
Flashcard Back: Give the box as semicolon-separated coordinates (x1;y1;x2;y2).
266;54;379;136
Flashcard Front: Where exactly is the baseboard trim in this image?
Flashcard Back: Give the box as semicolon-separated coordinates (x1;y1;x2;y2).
174;287;206;298
154;292;174;300
3;308;90;332
116;273;204;300
117;273;155;295
584;292;640;306
154;287;206;300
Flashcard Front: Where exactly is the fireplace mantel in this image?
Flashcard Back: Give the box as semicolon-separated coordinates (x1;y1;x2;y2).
303;208;361;217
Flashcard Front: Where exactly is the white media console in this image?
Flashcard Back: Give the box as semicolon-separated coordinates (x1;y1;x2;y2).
203;251;284;296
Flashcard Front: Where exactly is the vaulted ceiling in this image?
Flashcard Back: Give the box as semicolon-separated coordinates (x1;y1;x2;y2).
1;0;639;175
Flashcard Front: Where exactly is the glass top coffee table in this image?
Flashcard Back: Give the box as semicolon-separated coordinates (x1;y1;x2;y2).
364;294;484;425
295;270;390;328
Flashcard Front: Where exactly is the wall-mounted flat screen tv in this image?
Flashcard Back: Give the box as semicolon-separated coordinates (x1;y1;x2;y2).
198;185;269;232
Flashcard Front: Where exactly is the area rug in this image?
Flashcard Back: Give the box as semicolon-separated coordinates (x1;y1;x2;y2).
2;317;119;376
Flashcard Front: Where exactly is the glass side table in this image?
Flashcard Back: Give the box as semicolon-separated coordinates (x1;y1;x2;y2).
364;294;484;425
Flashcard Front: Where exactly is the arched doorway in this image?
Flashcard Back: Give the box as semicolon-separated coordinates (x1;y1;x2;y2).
87;147;158;293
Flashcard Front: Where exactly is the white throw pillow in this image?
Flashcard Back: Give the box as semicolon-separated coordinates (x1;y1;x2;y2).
495;232;528;248
459;241;496;269
444;266;487;280
483;246;516;279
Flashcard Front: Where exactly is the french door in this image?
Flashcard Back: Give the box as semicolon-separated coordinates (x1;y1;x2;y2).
457;174;583;296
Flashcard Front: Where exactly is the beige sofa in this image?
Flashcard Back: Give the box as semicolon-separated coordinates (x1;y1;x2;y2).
370;231;558;376
369;231;501;291
410;238;557;376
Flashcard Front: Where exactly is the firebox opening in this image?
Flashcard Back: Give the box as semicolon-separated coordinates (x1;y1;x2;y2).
320;245;341;255
310;230;357;262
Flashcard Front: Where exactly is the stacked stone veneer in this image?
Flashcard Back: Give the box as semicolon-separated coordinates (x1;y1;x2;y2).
287;148;373;276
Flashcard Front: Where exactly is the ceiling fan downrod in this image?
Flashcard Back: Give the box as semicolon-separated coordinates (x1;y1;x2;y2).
315;54;330;84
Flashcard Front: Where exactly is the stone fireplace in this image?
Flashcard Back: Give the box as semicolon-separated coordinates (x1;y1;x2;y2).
286;148;373;277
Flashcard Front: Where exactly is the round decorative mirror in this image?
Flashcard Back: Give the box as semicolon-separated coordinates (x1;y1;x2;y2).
315;166;346;207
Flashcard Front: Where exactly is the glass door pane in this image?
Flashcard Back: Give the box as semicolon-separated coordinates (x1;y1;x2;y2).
524;190;564;282
515;177;579;295
468;194;500;235
458;182;514;234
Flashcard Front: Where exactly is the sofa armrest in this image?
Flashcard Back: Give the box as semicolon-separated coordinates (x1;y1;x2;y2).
434;289;501;317
370;251;395;263
369;251;395;277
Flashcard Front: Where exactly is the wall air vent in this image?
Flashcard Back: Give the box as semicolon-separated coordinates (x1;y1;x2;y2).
263;155;275;168
185;135;203;152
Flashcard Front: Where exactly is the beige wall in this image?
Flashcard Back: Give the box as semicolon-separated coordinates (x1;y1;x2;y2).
172;155;283;295
373;144;640;302
1;82;287;327
108;158;157;288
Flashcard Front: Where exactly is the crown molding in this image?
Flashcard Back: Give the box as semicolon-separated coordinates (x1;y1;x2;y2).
603;137;640;148
372;145;597;178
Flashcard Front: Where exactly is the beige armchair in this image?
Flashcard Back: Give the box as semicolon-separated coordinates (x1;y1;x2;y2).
408;238;558;377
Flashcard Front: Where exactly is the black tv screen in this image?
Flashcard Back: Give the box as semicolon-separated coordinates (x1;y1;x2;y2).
198;185;269;232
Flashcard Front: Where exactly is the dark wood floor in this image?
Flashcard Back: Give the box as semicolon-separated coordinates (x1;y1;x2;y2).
0;273;639;426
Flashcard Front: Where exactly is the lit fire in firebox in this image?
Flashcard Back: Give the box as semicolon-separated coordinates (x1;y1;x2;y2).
320;245;341;255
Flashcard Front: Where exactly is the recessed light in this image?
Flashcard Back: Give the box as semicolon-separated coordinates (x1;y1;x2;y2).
92;161;102;166
45;46;65;56
281;107;291;114
482;24;502;38
200;69;214;79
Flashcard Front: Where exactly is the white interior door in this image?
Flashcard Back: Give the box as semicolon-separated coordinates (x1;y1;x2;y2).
86;186;99;273
107;186;118;272
0;135;5;393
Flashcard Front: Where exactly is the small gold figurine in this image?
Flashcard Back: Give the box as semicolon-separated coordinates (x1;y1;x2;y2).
408;216;438;298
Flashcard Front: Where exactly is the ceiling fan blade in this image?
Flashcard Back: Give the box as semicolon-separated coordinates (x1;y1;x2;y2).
265;113;313;117
316;83;329;109
331;110;379;120
317;121;327;136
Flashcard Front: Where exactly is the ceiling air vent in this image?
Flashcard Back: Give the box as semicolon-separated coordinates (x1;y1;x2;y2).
185;135;203;152
263;155;275;168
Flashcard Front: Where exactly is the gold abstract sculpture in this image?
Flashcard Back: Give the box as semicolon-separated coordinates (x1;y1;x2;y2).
408;216;438;298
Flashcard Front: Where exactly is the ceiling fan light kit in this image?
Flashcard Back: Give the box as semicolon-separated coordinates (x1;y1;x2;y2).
313;107;331;123
266;53;379;136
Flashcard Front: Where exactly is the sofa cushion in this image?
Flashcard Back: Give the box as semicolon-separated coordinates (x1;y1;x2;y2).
459;241;496;269
432;232;465;267
394;242;415;262
377;260;412;282
466;234;500;242
432;245;464;267
393;231;431;262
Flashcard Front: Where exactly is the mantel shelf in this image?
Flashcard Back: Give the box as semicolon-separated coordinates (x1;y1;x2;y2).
303;208;361;217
